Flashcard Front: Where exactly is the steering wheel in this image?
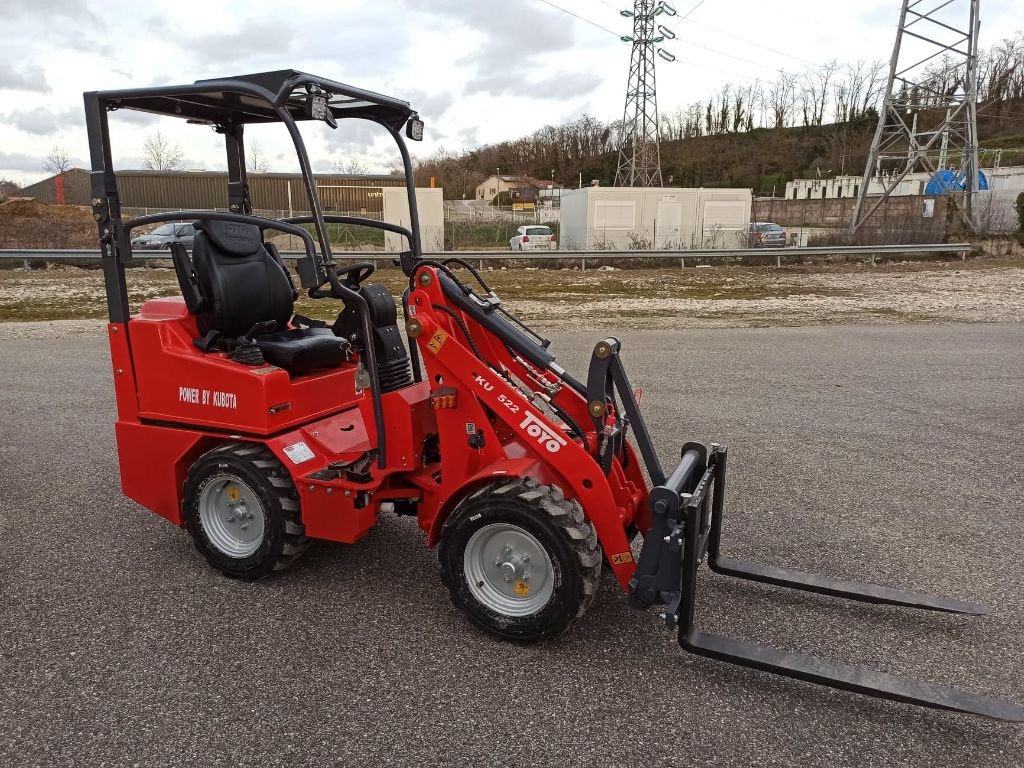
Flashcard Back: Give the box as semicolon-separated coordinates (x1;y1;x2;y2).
336;261;376;288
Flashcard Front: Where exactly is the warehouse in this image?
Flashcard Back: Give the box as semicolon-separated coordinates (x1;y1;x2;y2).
558;187;752;250
19;169;408;215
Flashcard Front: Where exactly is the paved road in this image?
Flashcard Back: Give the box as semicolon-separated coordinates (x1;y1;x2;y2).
1;324;1022;767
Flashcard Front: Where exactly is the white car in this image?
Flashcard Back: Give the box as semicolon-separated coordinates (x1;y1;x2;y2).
509;225;557;251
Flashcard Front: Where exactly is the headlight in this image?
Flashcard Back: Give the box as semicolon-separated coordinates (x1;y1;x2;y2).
406;118;424;141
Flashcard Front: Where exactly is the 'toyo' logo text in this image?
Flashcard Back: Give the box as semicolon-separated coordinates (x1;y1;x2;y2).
520;411;567;453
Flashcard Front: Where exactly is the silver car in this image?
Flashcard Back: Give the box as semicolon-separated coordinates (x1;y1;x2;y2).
748;222;786;248
131;222;196;251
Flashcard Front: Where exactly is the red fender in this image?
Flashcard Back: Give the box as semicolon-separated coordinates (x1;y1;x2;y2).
425;457;546;547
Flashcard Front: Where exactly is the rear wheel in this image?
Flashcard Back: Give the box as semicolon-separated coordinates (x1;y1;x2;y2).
439;478;601;641
183;442;309;579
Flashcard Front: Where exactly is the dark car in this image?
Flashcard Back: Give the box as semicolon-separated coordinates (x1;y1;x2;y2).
131;222;196;251
748;222;786;248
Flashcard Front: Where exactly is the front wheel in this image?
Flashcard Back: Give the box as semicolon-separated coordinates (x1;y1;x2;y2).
183;442;309;579
439;478;601;641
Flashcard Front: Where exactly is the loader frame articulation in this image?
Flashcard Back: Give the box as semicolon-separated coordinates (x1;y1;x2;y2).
84;69;1023;722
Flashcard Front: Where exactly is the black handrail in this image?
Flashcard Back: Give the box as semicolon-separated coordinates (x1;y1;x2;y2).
281;214;414;245
124;210;327;287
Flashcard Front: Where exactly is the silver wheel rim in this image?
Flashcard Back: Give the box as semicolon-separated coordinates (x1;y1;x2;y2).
464;523;555;616
198;474;266;558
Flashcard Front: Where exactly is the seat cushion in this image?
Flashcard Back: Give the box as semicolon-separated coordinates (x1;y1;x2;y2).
255;328;346;376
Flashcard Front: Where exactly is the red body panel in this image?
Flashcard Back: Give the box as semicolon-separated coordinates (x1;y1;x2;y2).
127;298;364;434
112;280;650;592
115;421;216;525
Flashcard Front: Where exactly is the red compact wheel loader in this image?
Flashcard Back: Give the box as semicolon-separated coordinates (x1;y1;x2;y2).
85;71;1022;721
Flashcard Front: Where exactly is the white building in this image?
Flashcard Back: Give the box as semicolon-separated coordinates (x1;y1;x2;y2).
784;165;1024;201
559;187;752;250
382;187;444;252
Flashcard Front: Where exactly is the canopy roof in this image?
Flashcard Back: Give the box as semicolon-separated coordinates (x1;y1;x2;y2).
89;70;416;130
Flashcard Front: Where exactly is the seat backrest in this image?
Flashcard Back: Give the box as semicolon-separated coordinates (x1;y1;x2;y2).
190;220;294;337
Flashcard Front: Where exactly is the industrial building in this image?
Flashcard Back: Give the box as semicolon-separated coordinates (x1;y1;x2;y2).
783;165;1024;231
785;165;1024;201
19;169;408;215
15;168;443;251
558;187;752;250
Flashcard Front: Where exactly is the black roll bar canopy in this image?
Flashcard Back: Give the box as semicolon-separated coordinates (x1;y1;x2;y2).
95;70;417;129
84;71;426;473
84;69;425;324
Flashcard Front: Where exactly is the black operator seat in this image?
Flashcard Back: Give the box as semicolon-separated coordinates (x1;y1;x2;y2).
182;220;346;375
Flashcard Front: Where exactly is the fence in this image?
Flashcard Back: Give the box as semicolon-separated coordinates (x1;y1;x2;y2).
0;243;972;272
753;191;1023;242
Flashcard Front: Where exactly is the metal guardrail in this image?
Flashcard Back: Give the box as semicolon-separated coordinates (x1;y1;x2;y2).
0;243;972;270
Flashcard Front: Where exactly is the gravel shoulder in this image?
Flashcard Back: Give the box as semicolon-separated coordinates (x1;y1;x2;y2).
1;254;1022;338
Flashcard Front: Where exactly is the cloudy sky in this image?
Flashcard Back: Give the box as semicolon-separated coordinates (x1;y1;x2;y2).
1;0;1020;185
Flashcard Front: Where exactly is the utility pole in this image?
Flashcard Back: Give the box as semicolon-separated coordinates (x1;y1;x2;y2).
851;0;981;233
614;0;664;187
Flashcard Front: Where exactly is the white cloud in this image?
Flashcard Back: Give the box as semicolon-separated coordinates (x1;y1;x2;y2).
1;108;83;136
0;61;50;94
0;0;1019;186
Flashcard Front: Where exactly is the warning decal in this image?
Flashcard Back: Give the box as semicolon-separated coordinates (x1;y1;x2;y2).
426;329;449;354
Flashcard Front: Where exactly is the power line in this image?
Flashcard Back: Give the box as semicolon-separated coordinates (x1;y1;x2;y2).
666;0;706;29
534;0;772;80
680;18;819;67
534;0;621;37
671;37;783;72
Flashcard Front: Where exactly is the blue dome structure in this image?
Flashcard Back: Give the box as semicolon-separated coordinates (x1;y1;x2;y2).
925;168;988;194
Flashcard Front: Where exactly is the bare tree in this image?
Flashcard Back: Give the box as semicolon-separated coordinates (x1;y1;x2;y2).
731;85;747;133
247;139;269;172
807;60;838;125
336;158;369;175
716;83;731;133
861;60;887;118
43;146;72;176
142;130;184;171
768;70;798;128
0;177;20;198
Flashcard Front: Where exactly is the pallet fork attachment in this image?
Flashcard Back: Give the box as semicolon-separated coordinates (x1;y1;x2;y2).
631;444;1024;721
582;338;1020;719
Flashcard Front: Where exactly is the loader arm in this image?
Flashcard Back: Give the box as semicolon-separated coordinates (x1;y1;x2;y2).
405;266;644;589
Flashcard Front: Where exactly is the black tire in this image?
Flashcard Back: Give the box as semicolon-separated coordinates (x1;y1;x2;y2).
439;477;601;642
183;442;309;579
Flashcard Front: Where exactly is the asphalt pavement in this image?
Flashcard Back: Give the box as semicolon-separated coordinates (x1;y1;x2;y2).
1;324;1022;767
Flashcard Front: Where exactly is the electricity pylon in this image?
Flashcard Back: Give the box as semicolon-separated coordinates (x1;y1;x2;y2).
851;0;981;232
614;0;664;187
